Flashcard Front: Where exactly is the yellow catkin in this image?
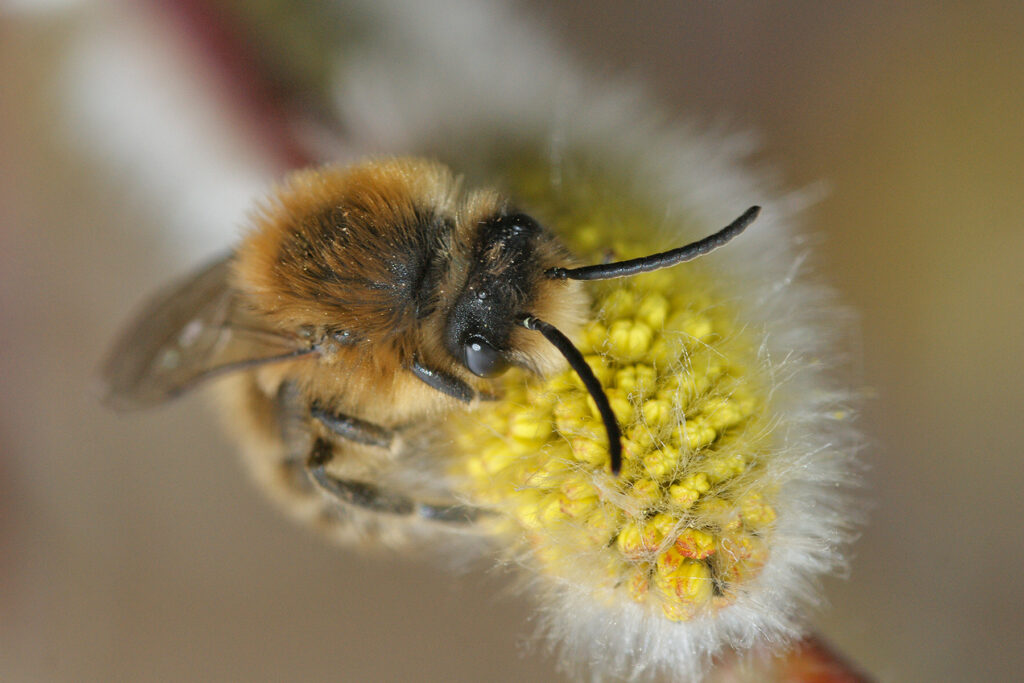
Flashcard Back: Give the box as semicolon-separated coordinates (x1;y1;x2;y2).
449;161;777;621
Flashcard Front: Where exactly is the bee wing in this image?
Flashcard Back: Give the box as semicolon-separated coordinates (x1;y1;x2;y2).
100;255;315;410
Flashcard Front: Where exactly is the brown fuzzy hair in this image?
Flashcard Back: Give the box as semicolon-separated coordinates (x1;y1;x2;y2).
233;158;458;342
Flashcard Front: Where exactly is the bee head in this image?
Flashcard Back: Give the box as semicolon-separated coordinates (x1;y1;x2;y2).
444;211;583;378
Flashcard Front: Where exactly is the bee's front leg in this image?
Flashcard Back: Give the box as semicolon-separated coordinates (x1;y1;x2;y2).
305;438;481;524
409;356;498;403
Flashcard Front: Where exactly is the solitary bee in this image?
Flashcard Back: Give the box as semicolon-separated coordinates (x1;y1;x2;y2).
102;157;756;545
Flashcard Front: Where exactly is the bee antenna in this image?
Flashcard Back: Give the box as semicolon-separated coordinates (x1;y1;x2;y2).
519;316;622;475
546;206;760;281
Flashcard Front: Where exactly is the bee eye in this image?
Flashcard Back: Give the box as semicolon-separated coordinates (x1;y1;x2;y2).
464;336;509;378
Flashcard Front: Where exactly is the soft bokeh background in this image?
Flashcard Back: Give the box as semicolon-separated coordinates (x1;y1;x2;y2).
2;2;1022;681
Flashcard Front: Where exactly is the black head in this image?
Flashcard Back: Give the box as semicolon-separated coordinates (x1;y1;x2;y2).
444;212;546;378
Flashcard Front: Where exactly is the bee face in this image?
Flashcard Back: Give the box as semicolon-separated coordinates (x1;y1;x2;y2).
445;211;579;378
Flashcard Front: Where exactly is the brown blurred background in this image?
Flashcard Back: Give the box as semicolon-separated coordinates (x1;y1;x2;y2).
2;2;1022;681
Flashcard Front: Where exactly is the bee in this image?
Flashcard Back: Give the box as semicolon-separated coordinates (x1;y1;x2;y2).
102;157;757;545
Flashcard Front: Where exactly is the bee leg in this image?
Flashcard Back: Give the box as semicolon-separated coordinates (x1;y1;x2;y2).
306;438;482;524
310;403;394;449
410;356;475;403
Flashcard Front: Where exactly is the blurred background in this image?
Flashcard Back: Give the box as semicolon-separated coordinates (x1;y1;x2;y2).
2;1;1022;681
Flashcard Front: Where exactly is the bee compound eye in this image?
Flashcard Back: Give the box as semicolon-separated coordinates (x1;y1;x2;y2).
464;336;509;378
